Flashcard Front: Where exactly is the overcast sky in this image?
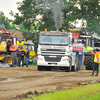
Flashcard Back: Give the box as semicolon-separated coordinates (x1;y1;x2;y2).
0;0;23;20
0;0;81;27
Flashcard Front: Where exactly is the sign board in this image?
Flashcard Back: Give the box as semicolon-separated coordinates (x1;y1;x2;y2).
72;32;80;37
72;47;84;52
70;29;78;31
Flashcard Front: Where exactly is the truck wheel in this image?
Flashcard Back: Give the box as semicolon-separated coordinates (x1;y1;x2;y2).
72;57;78;71
65;66;71;72
4;55;14;65
68;66;71;72
38;66;43;71
72;65;76;72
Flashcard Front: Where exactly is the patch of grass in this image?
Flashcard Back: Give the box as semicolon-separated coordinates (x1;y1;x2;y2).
79;92;100;100
84;66;100;71
24;65;37;67
30;83;100;100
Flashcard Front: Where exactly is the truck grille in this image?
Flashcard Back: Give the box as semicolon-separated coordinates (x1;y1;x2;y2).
44;56;61;62
41;49;65;55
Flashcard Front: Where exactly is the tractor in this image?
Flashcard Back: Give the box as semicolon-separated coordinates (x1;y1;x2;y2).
0;27;18;66
80;35;100;70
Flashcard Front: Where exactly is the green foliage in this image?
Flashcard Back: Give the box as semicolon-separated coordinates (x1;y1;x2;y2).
10;0;100;37
39;10;56;31
0;11;15;29
10;0;40;40
77;0;100;35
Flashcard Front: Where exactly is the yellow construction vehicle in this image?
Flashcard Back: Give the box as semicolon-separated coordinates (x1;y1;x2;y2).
17;40;36;64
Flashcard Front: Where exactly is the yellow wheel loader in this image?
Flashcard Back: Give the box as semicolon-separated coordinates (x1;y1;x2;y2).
17;40;36;65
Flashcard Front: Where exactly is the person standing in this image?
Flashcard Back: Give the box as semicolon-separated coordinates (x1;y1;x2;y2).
21;48;25;67
25;48;29;67
17;47;22;67
91;49;100;76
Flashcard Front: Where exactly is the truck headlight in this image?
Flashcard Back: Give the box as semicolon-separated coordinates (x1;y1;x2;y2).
62;58;69;61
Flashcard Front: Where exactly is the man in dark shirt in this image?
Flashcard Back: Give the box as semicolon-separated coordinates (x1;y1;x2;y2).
21;48;25;67
17;47;22;67
7;40;11;52
25;48;29;67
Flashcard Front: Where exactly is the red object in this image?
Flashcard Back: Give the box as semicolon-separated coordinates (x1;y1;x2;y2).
0;27;7;33
9;45;17;51
2;33;16;39
73;47;84;52
1;33;17;52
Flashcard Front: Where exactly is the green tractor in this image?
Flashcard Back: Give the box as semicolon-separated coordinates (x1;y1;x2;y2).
81;35;100;70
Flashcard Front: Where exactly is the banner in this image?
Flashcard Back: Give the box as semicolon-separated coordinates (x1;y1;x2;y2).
72;47;84;52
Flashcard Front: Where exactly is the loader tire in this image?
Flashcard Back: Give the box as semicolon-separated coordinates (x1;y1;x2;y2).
11;52;17;66
4;55;14;65
85;54;94;70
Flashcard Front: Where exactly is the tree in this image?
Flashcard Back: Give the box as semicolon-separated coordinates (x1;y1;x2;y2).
11;0;100;36
0;11;15;29
10;0;40;40
11;0;80;33
77;0;100;35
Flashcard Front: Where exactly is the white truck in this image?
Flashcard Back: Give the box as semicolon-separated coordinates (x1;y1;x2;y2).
37;30;79;72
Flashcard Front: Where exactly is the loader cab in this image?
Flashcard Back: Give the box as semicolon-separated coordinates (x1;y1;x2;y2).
80;35;93;47
24;43;34;51
86;37;93;47
93;37;100;50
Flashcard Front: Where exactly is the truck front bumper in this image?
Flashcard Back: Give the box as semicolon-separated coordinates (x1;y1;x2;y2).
37;55;70;67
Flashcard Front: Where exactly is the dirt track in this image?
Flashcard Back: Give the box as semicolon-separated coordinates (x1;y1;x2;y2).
0;67;100;100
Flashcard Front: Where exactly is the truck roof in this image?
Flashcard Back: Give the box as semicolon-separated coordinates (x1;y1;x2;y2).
39;31;71;36
24;42;34;45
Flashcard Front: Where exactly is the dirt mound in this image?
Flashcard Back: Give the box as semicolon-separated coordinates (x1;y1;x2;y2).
11;91;35;100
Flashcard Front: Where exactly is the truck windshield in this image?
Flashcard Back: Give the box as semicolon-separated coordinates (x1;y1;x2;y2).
39;34;68;45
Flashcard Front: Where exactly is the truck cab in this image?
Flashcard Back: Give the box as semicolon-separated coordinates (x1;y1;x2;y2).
37;30;75;71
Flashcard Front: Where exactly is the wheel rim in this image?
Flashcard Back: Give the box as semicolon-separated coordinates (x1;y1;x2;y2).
5;58;12;64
